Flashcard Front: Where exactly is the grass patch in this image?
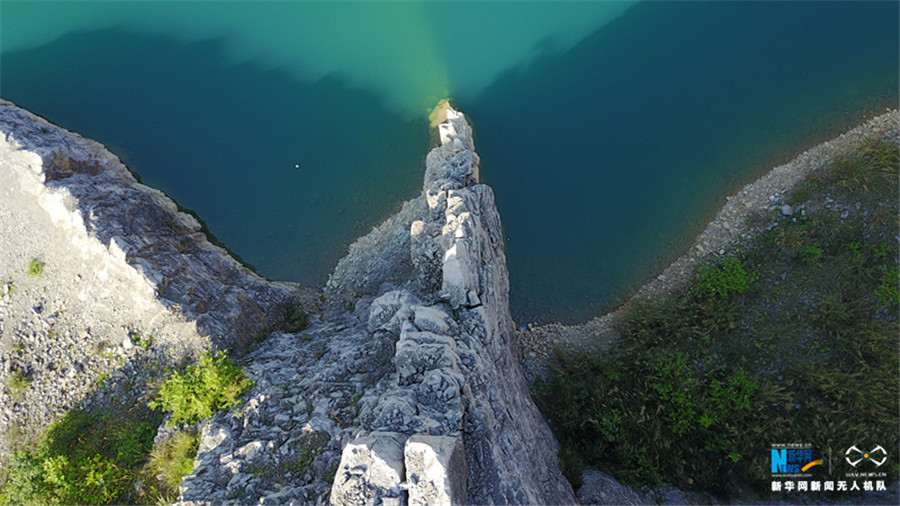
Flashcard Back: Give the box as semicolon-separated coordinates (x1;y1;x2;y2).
149;350;255;427
143;429;199;502
5;371;31;401
696;257;758;299
537;139;899;497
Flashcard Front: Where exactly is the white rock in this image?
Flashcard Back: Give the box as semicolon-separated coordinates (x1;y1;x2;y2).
405;434;468;506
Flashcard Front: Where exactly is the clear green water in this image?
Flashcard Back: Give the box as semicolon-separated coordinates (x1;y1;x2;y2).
2;1;897;324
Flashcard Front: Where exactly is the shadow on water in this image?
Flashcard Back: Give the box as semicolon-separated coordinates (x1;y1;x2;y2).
462;0;899;324
1;28;431;284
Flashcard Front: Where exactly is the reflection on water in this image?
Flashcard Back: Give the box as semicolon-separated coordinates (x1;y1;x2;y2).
2;1;634;117
1;1;897;324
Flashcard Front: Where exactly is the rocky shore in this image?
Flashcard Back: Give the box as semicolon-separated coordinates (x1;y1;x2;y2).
0;99;299;477
516;109;900;383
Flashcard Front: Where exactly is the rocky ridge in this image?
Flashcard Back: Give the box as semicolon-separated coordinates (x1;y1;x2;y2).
0;100;297;474
177;102;574;504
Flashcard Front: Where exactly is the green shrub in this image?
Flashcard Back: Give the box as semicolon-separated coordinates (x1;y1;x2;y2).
696;257;758;299
800;244;823;263
283;308;309;333
27;260;44;277
6;371;30;400
149;350;255;426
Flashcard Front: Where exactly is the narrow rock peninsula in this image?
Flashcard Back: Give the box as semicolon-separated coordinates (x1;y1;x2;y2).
178;101;574;504
0;98;573;504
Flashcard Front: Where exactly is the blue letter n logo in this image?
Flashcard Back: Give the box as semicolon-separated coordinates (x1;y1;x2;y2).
771;449;787;473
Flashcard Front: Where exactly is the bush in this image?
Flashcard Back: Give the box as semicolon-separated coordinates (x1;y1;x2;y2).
696;257;758;299
283;307;309;333
5;371;30;400
149;350;255;426
800;244;823;263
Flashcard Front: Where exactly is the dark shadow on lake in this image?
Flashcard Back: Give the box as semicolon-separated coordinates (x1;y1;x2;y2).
1;28;430;284
461;0;898;324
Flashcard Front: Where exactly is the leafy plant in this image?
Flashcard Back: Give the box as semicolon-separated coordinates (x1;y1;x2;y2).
130;332;153;350
799;244;823;263
696;257;758;299
6;371;31;401
27;260;44;277
283;307;309;333
149;350;255;426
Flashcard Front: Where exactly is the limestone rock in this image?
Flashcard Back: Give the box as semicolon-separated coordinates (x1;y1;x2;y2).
331;432;407;506
404;435;467;506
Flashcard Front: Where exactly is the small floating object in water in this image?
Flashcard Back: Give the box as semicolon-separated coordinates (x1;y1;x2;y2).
294;163;301;169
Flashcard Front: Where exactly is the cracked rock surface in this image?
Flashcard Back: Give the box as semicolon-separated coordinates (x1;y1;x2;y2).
178;102;574;505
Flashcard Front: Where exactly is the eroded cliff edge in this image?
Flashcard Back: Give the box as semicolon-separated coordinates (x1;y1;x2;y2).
0;99;298;472
0;99;574;504
178;102;574;504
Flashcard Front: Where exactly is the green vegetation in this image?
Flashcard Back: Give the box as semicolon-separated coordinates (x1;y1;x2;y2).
0;408;162;505
283;307;309;333
875;264;899;307
244;431;326;480
696;257;758;299
144;429;200;502
536;140;899;496
149;350;255;427
1;349;253;504
6;371;31;401
27;260;44;277
130;332;153;350
1;280;15;297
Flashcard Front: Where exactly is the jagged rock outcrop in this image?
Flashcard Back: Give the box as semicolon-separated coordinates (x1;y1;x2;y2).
0;100;297;470
179;102;574;504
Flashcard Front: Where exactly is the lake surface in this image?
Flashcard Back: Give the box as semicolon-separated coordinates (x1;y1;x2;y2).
2;1;897;324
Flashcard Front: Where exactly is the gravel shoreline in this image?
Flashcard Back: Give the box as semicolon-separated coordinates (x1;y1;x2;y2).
516;109;899;381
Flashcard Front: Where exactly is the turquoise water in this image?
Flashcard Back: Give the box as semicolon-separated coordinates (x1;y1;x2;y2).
2;1;897;323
